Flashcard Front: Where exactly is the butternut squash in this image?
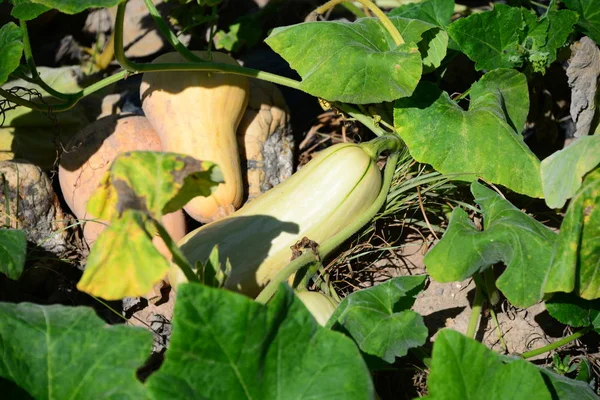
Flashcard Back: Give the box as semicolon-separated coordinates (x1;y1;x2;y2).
140;51;249;223
236;79;293;200
296;291;338;326
169;142;382;297
58;114;186;254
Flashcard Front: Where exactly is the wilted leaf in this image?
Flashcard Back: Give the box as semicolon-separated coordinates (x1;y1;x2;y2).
0;229;26;280
425;182;556;308
87;151;222;221
146;283;374;399
426;329;551;399
544;168;600;300
566;37;600;138
541;135;600;209
545;292;600;332
395;69;543;198
266;17;426;103
76;210;170;300
563;0;600;43
0;23;23;86
327;275;427;363
0;302;151;399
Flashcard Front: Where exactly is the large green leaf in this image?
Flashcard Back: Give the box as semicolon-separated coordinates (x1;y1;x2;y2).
87;151;222;221
541;135;600;209
0;302;151;399
145;283;374;399
425;329;597;399
394;69;543;198
76;210;170;300
544;168;600;300
545;292;600;332
425;329;551;399
0;229;26;280
265;17;428;103
327;275;428;363
7;0;124;19
389;0;455;27
563;0;600;43
447;4;577;72
424;181;556;308
0;23;23;86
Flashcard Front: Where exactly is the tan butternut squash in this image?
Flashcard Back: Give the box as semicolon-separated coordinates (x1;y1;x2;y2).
140;51;249;223
58;114;186;255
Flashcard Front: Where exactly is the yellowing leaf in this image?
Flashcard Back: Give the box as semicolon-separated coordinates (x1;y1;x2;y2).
77;210;170;300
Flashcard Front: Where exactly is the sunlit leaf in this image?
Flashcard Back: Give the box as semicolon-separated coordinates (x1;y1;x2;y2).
265;17;427;103
425;181;556;308
389;0;454;27
146;283;374;399
8;0;125;18
328;275;428;363
563;0;600;43
0;302;151;399
87;151;222;221
544;168;600;300
394;69;542;198
76;210;170;300
541;135;600;209
545;292;600;332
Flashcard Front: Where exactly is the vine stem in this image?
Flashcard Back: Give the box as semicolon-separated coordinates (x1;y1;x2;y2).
115;2;302;90
335;102;389;137
19;20;72;100
141;0;205;62
153;220;198;283
466;274;485;338
313;0;404;45
255;151;401;304
520;327;592;359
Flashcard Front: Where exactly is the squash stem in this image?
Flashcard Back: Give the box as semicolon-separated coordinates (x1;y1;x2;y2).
334;102;390;137
140;0;206;63
520;327;591;359
255;151;400;304
466;274;485;338
154;220;199;283
312;0;404;46
360;135;402;159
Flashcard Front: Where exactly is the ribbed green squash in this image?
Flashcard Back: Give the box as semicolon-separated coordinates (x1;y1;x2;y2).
169;142;382;297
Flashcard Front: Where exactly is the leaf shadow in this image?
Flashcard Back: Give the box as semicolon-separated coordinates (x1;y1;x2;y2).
179;214;299;298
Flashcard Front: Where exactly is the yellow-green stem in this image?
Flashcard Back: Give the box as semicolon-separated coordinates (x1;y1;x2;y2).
466;275;485;338
314;0;404;45
154;220;198;283
255;151;400;304
520;327;591;359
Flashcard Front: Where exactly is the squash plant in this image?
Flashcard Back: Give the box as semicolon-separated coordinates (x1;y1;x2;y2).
1;0;599;398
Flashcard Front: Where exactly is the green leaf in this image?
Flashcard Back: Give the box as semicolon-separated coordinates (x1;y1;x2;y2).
563;0;600;43
541;135;600;209
76;210;170;300
447;5;577;72
0;23;23;86
544;168;600;300
265;17;426;103
0;302;151;399
145;283;374;399
0;229;26;280
9;0;125;17
447;4;524;70
87;151;222;221
9;0;51;20
196;245;231;288
424;182;556;308
388;0;455;27
328;275;428;363
545;292;600;330
538;368;600;399
426;329;551;399
394;69;543;198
